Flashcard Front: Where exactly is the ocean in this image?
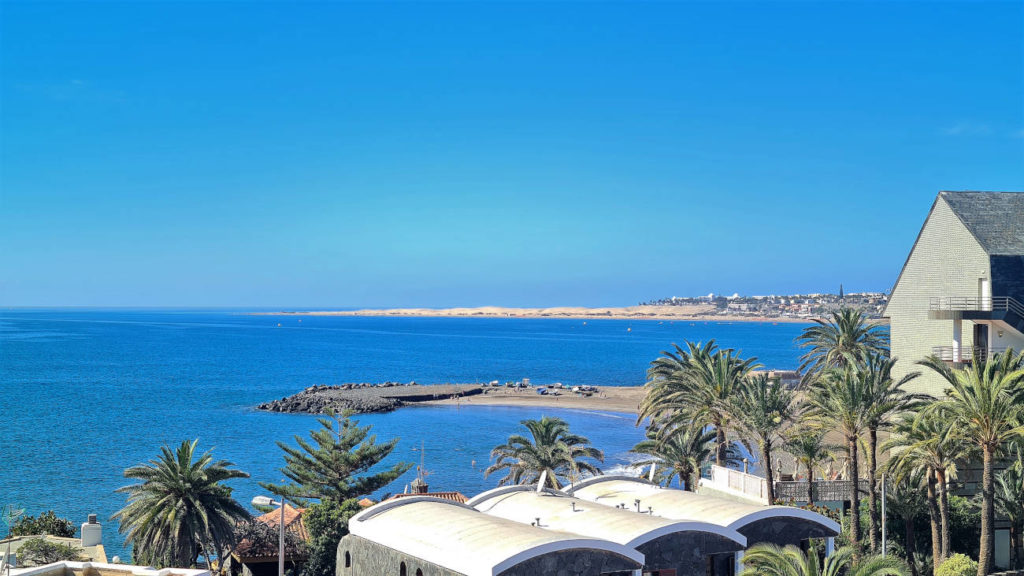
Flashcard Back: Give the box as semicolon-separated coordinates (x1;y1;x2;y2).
0;309;810;559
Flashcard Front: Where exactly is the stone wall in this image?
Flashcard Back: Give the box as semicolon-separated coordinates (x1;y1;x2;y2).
739;518;836;548
494;548;638;576
337;535;464;576
337;534;641;576
637;533;741;576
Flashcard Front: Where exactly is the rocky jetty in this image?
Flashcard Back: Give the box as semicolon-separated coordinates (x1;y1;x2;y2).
256;382;485;414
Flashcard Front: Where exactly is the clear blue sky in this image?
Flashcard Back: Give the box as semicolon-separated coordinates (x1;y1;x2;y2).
2;1;1022;308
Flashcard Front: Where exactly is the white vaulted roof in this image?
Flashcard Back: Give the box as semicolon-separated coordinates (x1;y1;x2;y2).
348;496;644;576
468;485;746;549
568;476;840;536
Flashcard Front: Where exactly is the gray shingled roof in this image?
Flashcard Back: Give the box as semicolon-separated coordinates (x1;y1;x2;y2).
941;191;1024;255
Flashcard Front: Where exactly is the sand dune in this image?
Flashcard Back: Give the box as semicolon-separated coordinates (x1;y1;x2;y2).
257;305;813;323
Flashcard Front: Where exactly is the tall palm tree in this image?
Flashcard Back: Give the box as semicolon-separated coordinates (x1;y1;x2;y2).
993;459;1024;570
883;411;962;570
797;307;888;379
784;428;837;506
485;416;603;489
920;349;1024;576
805;366;870;550
739;542;908;576
640;340;759;466
631;420;716;491
886;472;928;576
113;439;250;569
726;374;798;504
861;354;926;552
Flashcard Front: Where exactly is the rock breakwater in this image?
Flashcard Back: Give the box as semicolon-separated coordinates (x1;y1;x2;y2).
257;382;485;414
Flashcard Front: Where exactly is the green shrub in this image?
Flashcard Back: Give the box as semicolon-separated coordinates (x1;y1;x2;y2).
9;511;76;538
935;553;977;576
16;538;84;566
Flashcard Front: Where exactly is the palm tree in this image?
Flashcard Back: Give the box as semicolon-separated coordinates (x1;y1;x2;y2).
739;542;908;576
640;340;759;466
485;416;603;489
886;472;928;576
631;420;716;491
726;374;797;504
993;462;1024;570
805;366;870;550
920;349;1024;576
861;354;925;552
113;439;250;569
884;410;962;570
784;428;837;506
797;307;888;379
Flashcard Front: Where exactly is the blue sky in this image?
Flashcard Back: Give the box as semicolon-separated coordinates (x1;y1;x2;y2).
2;1;1022;308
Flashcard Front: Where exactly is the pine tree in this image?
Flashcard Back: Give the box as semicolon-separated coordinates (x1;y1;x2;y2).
259;410;412;505
259;411;411;576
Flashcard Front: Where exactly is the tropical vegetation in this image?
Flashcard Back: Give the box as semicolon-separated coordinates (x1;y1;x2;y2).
485;415;604;488
8;510;76;538
631;419;717;490
638;306;1024;576
739;542;908;576
15;538;84;566
112;439;250;569
262;410;411;576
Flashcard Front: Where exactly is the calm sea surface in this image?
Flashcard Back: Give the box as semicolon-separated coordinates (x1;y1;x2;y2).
0;309;810;558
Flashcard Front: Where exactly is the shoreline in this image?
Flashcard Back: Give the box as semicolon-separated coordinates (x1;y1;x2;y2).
421;385;646;415
252;305;826;324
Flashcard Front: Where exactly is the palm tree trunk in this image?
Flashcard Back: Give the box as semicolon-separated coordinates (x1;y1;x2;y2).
685;465;695;492
867;427;880;552
806;464;814;505
927;469;941;576
906;514;918;576
848;436;862;551
1010;524;1020;571
979;446;995;576
936;468;951;560
762;444;776;505
715;418;727;467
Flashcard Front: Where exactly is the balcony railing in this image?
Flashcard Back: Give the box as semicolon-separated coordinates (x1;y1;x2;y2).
775;479;869;503
931;345;1008;364
929;296;1024;317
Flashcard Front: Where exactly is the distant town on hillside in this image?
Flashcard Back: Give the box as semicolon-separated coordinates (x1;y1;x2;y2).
641;287;887;319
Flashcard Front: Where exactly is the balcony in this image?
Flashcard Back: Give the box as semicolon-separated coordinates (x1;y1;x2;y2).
931;345;1009;365
929;297;1024;336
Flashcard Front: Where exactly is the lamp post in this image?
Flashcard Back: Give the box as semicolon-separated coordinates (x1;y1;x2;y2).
252;495;286;576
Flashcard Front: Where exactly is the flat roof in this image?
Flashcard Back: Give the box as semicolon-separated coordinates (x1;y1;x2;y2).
568;476;840;536
468;486;746;549
348;496;645;576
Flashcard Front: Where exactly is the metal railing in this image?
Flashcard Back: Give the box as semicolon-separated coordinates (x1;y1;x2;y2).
929;296;1024;317
931;345;1009;363
707;464;871;503
775;479;870;503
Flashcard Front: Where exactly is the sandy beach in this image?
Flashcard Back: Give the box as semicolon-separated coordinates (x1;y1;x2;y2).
423;385;648;415
256;305;816;323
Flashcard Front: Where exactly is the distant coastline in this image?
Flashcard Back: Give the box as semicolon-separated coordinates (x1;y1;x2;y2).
253;305;823;323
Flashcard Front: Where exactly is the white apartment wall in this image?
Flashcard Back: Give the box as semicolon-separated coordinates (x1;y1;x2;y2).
886;197;991;397
978;321;1024;353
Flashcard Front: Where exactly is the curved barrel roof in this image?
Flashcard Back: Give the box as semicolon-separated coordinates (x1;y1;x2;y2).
468;485;746;549
348;496;645;576
568;476;840;537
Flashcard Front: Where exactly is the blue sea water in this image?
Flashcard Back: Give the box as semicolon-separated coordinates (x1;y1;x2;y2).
0;309;810;559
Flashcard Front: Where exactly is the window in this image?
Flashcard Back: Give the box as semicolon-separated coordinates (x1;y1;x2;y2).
400;562;407;576
416;570;423;576
344;551;351;568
